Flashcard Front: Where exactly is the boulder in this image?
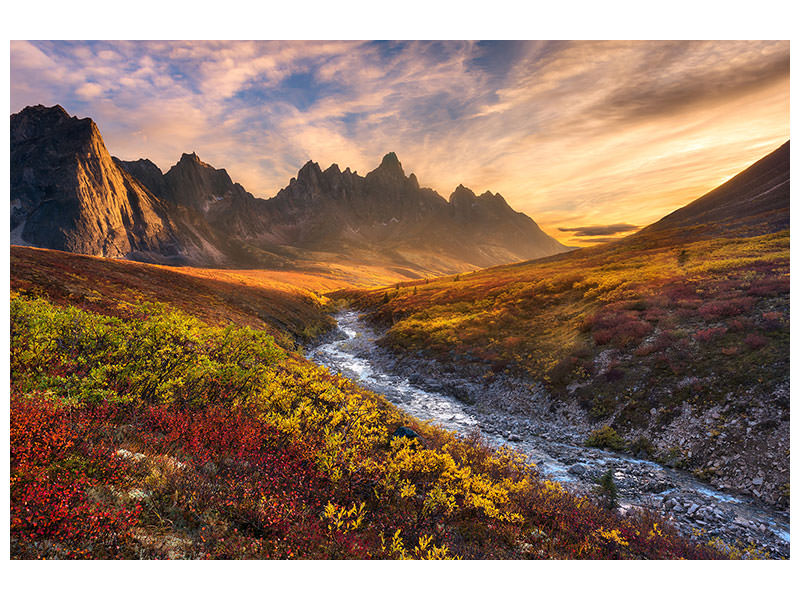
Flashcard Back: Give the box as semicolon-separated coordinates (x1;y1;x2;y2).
568;463;588;476
390;426;423;445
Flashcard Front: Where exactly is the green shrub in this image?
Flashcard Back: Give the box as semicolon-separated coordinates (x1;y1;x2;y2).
629;435;655;457
10;295;284;406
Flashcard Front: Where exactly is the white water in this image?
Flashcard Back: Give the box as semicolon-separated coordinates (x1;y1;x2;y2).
309;310;790;556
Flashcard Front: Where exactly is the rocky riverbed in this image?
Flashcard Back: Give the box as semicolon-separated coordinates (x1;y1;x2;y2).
308;311;790;558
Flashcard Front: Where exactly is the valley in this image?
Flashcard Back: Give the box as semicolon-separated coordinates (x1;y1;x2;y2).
8;106;790;561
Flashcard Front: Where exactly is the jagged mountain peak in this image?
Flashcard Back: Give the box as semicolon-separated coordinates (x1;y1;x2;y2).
11;103;99;145
15;103;70;120
380;151;402;169
295;160;324;186
449;185;511;211
115;157;168;198
10;104;177;259
176;152;213;169
120;157;163;174
476;190;511;209
366;152;406;182
166;152;233;185
451;184;476;200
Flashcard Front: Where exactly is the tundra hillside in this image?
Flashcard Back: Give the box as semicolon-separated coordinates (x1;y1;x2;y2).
342;142;790;508
10;247;731;559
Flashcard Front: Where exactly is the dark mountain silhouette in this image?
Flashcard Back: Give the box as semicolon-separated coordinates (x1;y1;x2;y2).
249;153;567;268
12;104;569;273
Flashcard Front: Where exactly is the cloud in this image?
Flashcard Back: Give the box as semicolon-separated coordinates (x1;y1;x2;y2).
10;40;790;245
568;236;625;245
75;82;104;99
558;224;641;237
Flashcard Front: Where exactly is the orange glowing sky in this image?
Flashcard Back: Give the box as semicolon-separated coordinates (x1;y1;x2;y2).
10;40;790;246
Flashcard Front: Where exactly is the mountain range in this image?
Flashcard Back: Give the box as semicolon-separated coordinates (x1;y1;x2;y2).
10;104;569;275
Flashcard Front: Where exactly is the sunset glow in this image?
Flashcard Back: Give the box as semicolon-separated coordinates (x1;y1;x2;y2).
11;40;789;246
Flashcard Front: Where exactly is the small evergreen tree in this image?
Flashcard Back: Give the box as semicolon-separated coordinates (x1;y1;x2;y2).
595;468;619;510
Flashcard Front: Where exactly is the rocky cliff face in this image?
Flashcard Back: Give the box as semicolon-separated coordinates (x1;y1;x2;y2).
11;105;181;259
11;104;569;272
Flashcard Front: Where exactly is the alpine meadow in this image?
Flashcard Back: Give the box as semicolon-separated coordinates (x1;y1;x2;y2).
8;39;791;564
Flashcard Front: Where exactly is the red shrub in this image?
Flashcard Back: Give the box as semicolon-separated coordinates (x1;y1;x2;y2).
590;310;653;347
744;333;768;350
698;298;755;321
10;395;141;559
760;312;785;331
694;326;728;344
726;318;751;332
10;394;375;560
664;284;698;302
748;277;789;297
593;329;615;345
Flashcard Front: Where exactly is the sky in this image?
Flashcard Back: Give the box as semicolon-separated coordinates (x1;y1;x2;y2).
10;40;790;246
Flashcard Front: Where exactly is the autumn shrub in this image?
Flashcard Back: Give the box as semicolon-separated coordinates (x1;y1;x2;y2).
549;355;580;385
760;312;784;331
698;298;755;321
726;318;749;332
589;310;653;347
10;295;730;560
585;426;626;452
10;295;285;406
694;326;728;344
747;277;789;297
744;333;768;350
10;394;143;559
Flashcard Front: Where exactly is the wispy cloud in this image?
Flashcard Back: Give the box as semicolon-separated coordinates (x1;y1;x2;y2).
558;223;640;237
10;40;789;244
567;236;626;245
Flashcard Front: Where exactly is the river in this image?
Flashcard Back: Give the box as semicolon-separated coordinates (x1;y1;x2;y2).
308;310;790;558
